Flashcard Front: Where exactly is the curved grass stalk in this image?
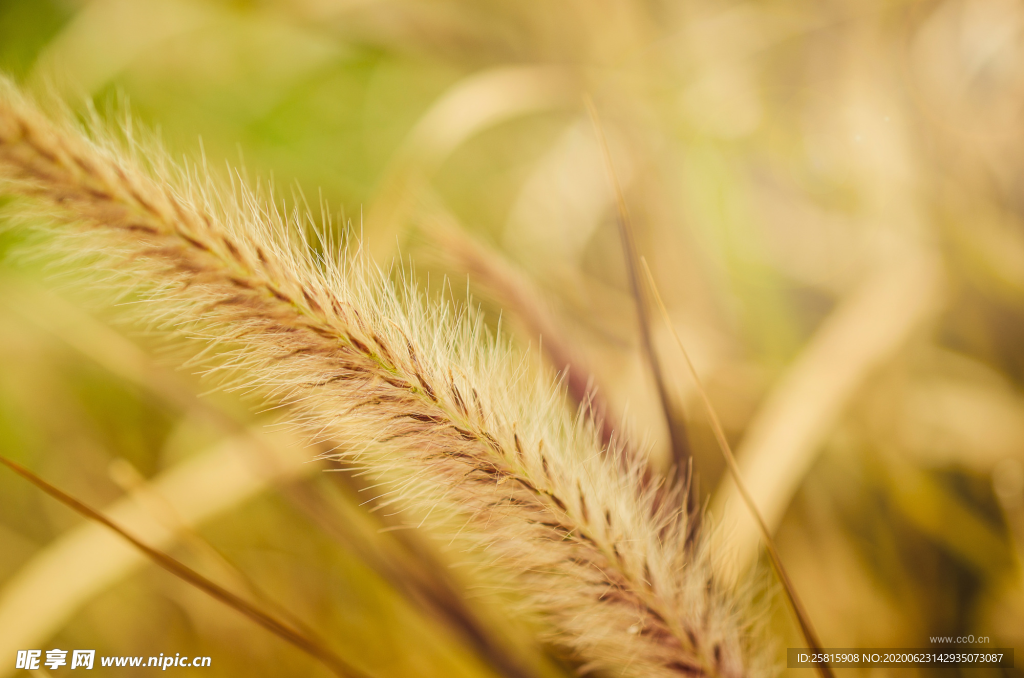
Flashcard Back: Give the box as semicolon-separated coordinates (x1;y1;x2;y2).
365;65;578;262
1;281;556;678
0;447;365;678
711;254;944;573
0;79;766;678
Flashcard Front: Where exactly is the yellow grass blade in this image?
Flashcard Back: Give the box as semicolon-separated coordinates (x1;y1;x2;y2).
0;431;317;678
0;453;369;678
367;66;577;261
711;255;943;572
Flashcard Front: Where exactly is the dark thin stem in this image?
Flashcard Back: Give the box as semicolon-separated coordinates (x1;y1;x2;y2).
0;454;371;678
640;258;835;678
585;98;694;498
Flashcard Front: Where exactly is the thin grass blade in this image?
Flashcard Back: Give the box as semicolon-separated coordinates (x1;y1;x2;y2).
0;454;370;678
639;258;835;678
584;97;693;493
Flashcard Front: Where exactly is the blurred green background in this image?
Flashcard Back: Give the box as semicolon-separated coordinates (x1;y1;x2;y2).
1;0;1023;676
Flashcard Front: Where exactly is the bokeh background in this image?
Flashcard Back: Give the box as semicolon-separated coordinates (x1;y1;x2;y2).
1;0;1023;676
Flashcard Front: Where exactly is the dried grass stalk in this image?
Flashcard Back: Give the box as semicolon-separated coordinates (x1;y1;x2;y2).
0;79;767;678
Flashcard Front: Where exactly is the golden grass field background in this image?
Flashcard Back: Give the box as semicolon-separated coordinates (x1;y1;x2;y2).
0;0;1023;676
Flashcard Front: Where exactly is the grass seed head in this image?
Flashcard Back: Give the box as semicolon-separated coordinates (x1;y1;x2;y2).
0;77;769;678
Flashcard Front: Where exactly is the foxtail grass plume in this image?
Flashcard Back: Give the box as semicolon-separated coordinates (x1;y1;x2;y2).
0;78;768;678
